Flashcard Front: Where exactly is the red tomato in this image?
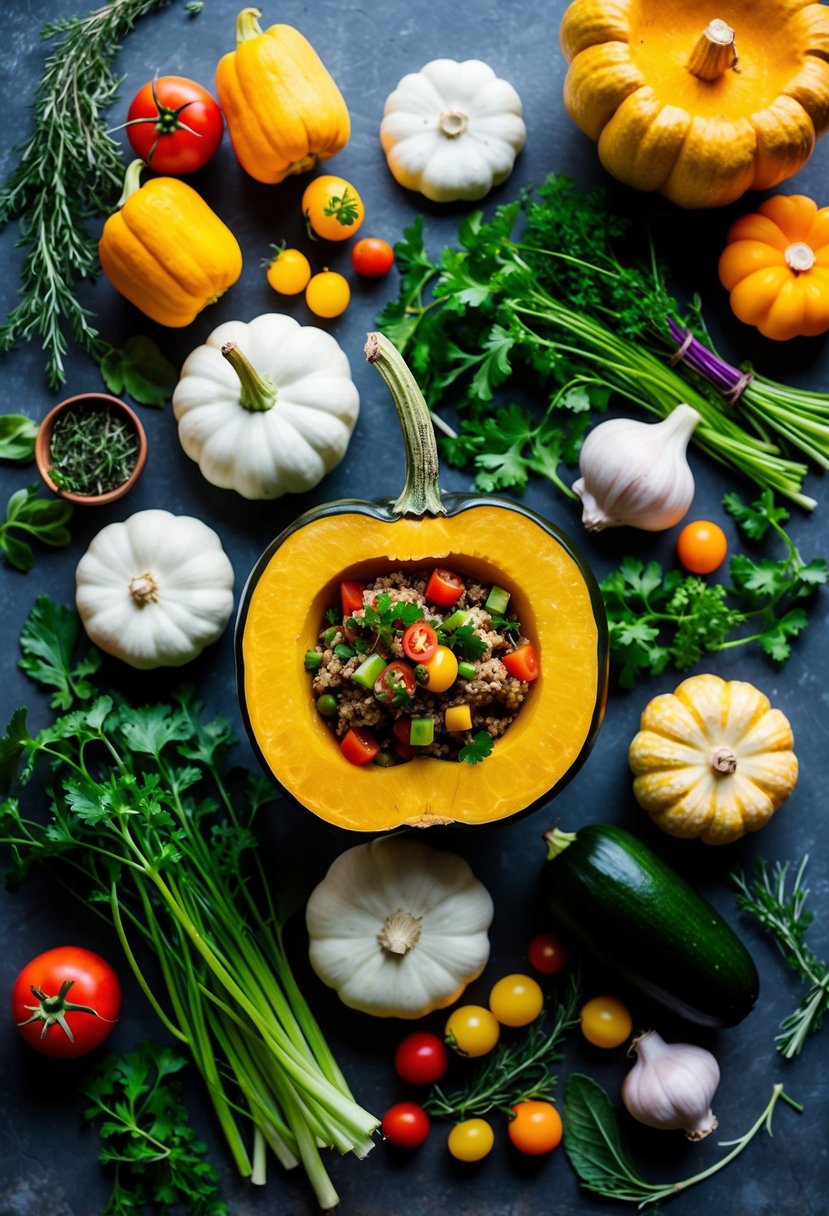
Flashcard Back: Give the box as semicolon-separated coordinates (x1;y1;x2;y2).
402;622;438;663
12;946;121;1059
339;727;380;765
394;1031;449;1085
381;1101;430;1148
527;931;570;975
351;237;395;278
502;644;540;682
124;76;223;175
424;568;465;608
374;661;417;705
508;1100;563;1155
340;580;366;615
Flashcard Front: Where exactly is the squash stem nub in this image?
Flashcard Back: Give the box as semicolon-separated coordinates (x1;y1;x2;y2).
543;827;578;861
222;341;278;411
688;20;739;80
365;331;446;518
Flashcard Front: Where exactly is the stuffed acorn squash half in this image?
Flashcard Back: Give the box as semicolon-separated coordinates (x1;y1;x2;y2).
236;334;608;831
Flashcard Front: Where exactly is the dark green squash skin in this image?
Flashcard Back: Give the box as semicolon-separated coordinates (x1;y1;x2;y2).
235;492;609;828
543;824;759;1027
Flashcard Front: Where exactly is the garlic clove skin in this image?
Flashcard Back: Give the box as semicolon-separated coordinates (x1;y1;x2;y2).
573;403;700;532
621;1029;720;1141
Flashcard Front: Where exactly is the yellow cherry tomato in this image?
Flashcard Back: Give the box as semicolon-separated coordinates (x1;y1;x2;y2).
580;995;633;1048
445;1005;500;1058
489;973;544;1027
420;645;458;693
305;270;350;319
265;246;311;295
447;1118;495;1162
302;175;365;242
676;520;729;574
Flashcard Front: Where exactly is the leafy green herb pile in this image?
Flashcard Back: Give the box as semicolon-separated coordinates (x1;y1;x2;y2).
733;856;829;1060
48;401;139;496
378;175;829;508
84;1042;228;1216
0;597;377;1210
0;485;73;573
601;491;826;687
564;1073;800;1207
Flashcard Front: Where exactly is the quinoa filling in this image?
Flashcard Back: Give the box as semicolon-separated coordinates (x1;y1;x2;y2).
304;567;540;765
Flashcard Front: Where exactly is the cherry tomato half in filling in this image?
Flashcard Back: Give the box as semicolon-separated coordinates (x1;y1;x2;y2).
339;727;380;765
12;946;121;1059
501;644;540;682
402;622;438;663
424;567;465;608
374;661;417;705
125;76;223;175
340;580;366;615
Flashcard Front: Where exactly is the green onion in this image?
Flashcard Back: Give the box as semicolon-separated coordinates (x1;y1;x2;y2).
410;718;435;746
322;627;338;646
304;650;323;671
442;609;472;631
457;661;477;680
485;586;510;615
351;652;387;688
334;643;355;660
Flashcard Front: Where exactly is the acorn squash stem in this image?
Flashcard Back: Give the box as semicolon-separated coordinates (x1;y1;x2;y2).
221;341;278;412
687;20;739;81
235;6;263;44
543;827;578;861
365;332;446;518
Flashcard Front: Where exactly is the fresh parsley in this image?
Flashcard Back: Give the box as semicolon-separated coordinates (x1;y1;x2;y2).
438;623;488;661
18;594;101;709
458;731;495;765
353;591;423;651
564;1073;801;1207
99;336;177;408
601;491;826;687
83;1042;229;1216
0;484;73;572
733;856;829;1059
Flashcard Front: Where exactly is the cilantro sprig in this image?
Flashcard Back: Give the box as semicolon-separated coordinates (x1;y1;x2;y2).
352;591;423;651
601;491;826;688
458;731;495;765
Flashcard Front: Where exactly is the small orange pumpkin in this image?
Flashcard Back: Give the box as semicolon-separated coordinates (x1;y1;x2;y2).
98;161;242;328
718;194;829;340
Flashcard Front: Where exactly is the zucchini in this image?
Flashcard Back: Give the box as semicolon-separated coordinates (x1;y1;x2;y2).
542;824;759;1027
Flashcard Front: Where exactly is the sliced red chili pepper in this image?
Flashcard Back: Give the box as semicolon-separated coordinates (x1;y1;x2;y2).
402;622;438;663
424;568;465;608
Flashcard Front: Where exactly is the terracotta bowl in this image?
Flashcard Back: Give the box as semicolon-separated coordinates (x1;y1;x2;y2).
35;393;148;506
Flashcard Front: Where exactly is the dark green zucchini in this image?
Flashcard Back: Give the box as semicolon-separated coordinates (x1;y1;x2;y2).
542;824;758;1027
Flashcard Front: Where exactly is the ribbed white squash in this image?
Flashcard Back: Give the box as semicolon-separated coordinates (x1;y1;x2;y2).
380;58;526;202
75;509;235;670
306;836;494;1018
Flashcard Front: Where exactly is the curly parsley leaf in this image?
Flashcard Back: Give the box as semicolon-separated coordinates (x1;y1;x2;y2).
18;594;101;709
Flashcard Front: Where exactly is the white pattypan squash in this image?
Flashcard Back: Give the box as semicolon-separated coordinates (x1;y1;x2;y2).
172;312;360;500
306;835;494;1019
75;509;235;670
380;58;526;202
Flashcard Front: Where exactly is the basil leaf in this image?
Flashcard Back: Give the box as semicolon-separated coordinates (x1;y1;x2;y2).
100;336;176;408
0;414;38;463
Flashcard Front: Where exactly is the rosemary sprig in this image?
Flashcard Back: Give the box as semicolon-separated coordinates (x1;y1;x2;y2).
424;972;581;1120
732;856;829;1058
49;402;139;495
0;0;176;387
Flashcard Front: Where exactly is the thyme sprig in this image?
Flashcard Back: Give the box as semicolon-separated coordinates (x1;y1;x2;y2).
0;0;176;387
733;856;829;1058
424;972;580;1120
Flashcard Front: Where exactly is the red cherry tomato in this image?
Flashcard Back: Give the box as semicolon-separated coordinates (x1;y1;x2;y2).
340;580;366;616
527;931;570;975
339;727;380;766
676;520;729;574
351;237;395;278
424;568;465;608
12;946;121;1059
508;1100;563;1155
394;1031;449;1085
381;1101;430;1148
124;76;224;175
374;661;417;705
501;644;540;682
402;622;438;663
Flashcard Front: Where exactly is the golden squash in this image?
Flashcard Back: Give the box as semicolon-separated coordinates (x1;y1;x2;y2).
559;0;829;209
215;7;350;185
98;160;242;327
237;334;608;832
629;673;798;844
718;193;829;339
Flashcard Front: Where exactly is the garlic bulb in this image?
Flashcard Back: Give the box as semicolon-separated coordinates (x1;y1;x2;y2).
573;403;700;531
622;1030;720;1140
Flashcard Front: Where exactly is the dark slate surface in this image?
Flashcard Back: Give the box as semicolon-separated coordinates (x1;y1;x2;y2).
0;2;827;1213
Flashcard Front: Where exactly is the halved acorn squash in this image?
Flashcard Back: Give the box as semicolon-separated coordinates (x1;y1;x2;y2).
236;334;608;831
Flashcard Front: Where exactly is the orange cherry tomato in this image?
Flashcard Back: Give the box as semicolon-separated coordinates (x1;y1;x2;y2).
302;175;365;242
424;567;465;607
676;520;729;574
339;727;380;766
508;1100;563;1155
501;644;540;682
